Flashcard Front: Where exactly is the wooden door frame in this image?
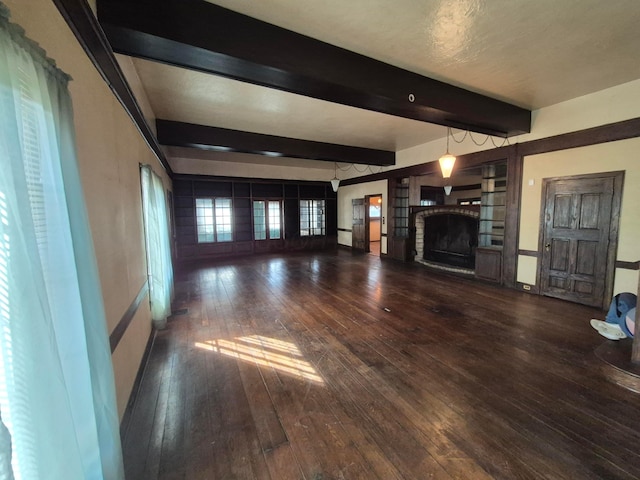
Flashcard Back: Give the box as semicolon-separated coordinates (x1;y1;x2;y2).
536;171;624;310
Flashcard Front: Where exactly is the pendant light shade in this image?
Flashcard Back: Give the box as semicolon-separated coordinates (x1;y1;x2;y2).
439;154;456;179
330;162;340;192
439;127;456;178
443;185;453;196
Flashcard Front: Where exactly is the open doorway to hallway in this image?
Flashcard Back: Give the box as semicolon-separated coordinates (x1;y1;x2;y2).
368;195;382;256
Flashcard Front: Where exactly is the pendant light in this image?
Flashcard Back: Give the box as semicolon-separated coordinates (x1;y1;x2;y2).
330;162;340;192
439;127;456;178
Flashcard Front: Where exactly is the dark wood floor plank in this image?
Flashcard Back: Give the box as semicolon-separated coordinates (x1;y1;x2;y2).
123;251;640;479
235;268;401;479
238;303;382;479
141;333;177;480
182;304;218;480
267;287;457;478
206;272;269;480
122;334;172;479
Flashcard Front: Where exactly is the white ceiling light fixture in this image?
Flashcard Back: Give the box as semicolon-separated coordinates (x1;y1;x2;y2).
444;185;453;196
438;127;456;178
330;162;340;192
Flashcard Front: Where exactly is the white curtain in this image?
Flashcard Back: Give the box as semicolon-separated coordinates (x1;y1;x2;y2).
0;4;123;479
140;165;174;328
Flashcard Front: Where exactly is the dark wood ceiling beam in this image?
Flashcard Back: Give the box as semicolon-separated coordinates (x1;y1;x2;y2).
157;120;395;166
97;0;531;137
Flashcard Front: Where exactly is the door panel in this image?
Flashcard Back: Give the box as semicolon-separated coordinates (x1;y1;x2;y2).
579;194;600;229
540;176;614;307
550;239;569;271
575;241;597;275
553;195;572;228
352;198;366;251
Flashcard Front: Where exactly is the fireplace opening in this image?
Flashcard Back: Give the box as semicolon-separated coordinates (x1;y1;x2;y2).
423;214;478;269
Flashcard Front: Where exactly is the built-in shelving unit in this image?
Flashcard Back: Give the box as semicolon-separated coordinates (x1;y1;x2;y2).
393;178;410;238
479;163;507;247
387;177;411;261
476;162;507;283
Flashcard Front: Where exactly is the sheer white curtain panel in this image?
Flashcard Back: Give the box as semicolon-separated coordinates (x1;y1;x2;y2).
0;4;123;479
140;165;174;328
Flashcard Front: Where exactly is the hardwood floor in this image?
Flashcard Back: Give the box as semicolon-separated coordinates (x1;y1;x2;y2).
122;250;640;479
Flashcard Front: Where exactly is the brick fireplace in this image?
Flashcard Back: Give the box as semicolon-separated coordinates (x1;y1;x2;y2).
414;205;480;270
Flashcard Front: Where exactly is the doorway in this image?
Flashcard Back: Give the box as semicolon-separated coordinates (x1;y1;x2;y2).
352;194;383;254
538;172;623;309
368;195;382;256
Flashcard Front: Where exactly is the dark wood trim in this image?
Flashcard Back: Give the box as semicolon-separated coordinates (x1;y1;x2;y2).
502;146;521;288
518;249;540;258
119;328;156;442
157;120;395;166
634;277;640;363
110;280;149;353
97;0;530;137
615;260;640;270
52;0;173;175
518;117;640;156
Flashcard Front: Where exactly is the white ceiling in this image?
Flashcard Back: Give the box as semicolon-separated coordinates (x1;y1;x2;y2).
124;0;640;172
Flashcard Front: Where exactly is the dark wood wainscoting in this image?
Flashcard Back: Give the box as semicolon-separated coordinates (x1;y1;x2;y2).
122;251;640;479
173;176;337;262
475;247;502;282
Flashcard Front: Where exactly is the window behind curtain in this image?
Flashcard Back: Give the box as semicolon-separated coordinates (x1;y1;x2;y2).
140;166;174;328
0;10;124;476
196;198;232;242
300;200;325;236
0;59;46;480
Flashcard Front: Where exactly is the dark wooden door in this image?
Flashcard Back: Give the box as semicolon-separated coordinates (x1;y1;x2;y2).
352;198;366;251
539;175;617;308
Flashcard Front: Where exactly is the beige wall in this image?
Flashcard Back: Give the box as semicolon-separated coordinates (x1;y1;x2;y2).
517;138;640;294
170;152;337;182
6;0;171;418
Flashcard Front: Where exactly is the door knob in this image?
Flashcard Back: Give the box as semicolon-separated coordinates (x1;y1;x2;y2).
545;243;551;252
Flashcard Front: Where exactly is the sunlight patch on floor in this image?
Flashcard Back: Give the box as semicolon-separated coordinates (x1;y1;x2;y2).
195;335;324;384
